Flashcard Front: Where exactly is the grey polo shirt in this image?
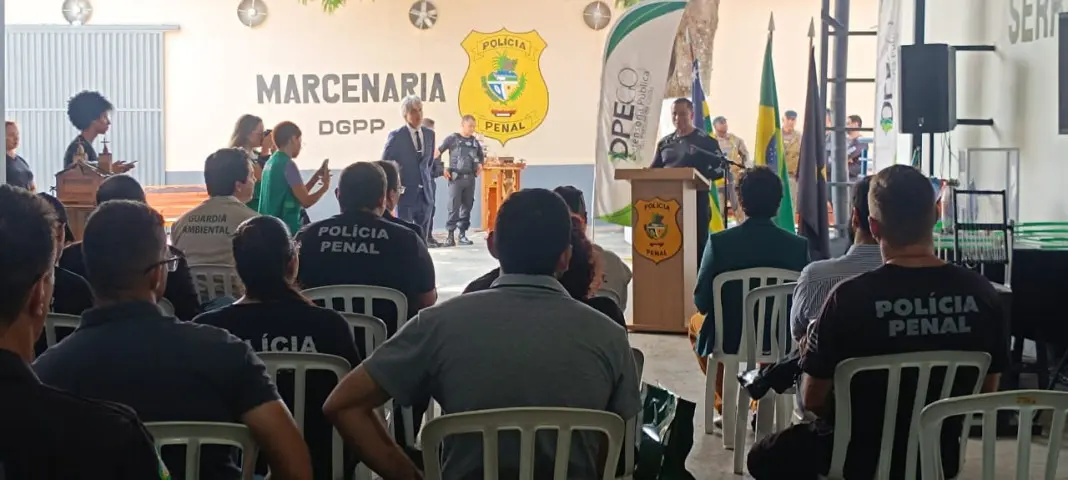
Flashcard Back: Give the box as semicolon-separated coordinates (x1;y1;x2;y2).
363;273;641;480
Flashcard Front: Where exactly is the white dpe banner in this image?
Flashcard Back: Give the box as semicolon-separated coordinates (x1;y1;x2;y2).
593;0;687;225
874;0;902;169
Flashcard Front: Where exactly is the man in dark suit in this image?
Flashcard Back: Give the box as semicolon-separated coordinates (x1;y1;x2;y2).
381;95;435;243
690;166;809;423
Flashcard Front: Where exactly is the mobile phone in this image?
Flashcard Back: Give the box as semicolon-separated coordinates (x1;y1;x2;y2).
320;158;330;171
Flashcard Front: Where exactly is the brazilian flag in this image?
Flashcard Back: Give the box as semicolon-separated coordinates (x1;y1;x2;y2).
753;28;795;232
691;58;726;233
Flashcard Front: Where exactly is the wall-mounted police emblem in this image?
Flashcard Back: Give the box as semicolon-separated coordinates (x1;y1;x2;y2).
458;29;550;145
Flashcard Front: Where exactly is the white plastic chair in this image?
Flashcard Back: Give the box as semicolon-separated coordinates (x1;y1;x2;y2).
732;282;797;473
339;312;388;358
619;347;645;480
920;390;1068;480
188;264;240;304
302;284;415;446
258;352;353;480
301;285;409;328
145;422;258;480
420;407;626;480
44;313;80;348
704;267;799;449
158;297;176;316
821;351;991;480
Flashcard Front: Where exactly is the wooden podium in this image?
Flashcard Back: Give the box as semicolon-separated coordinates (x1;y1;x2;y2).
479;157;526;232
55;163;108;240
616;168;711;333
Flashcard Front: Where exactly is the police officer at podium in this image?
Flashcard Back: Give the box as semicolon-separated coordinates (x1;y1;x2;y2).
650;98;726;261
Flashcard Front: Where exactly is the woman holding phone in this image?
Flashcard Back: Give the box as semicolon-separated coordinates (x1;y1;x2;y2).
257;121;330;235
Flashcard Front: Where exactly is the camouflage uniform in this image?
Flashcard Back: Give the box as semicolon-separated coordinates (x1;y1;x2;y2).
715;133;749;180
782;129;802;206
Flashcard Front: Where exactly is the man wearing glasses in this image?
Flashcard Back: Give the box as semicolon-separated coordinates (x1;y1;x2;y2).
57;175;202;320
35;200;313;480
375;160;425;240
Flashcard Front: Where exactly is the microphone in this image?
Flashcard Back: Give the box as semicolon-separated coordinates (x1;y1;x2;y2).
688;143;746;169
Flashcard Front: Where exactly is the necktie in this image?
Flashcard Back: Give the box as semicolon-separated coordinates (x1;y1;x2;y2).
414;129;423;153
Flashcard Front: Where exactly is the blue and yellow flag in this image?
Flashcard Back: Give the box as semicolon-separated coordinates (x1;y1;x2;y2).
753;29;795;232
691;58;726;233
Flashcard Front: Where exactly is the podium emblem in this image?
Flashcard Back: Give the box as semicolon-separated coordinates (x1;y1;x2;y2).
634;197;682;264
458;29;549;145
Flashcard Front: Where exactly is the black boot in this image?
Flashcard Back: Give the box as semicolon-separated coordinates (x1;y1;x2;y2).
445;231;457;247
458;231;473;246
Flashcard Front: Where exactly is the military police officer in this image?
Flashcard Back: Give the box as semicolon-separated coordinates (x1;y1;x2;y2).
435;114;485;247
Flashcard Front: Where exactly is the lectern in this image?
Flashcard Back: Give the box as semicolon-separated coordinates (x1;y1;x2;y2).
479;157;526;232
55;162;109;240
616;168;711;333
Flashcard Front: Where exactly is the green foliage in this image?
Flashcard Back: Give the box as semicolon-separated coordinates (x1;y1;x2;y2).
615;0;644;8
300;0;351;13
510;74;527;102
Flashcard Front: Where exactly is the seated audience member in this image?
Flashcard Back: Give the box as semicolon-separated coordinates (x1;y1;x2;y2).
196;215;361;479
790;175;880;342
34;193;93;356
0;186;168;478
324;189;641;480
171;148;258;267
38;193;93;316
34;200;312;480
552;186;632;311
297;161;436;450
465;216;627;328
375;160;425;240
297;161;436;325
746;165;1010;480
691;166;809;422
58;175;202;320
257;122;330;235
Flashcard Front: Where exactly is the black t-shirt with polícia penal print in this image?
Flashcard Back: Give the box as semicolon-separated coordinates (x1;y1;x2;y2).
296;210;436;332
801;263;1009;479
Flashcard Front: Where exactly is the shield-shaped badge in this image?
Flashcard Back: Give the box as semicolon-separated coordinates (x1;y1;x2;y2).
458;29;550;145
633;198;683;264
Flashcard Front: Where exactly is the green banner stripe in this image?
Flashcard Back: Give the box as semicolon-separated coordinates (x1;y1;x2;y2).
600;204;633;226
605;2;686;59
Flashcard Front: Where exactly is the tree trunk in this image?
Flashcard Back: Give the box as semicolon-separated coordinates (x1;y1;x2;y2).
665;0;720;98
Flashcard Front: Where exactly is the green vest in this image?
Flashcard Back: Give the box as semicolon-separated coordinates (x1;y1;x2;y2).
257;151;303;235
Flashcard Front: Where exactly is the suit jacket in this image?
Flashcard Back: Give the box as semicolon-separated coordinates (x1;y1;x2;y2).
382;125;435;207
383;211;425;241
694;218;809;356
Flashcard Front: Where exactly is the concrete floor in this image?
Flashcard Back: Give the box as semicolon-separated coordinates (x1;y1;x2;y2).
429;227;1067;479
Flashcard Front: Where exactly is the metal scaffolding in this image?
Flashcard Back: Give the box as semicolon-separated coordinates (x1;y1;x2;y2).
820;0;875;239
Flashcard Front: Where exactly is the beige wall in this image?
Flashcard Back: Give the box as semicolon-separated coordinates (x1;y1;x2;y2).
7;0;877;172
901;0;1064;222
